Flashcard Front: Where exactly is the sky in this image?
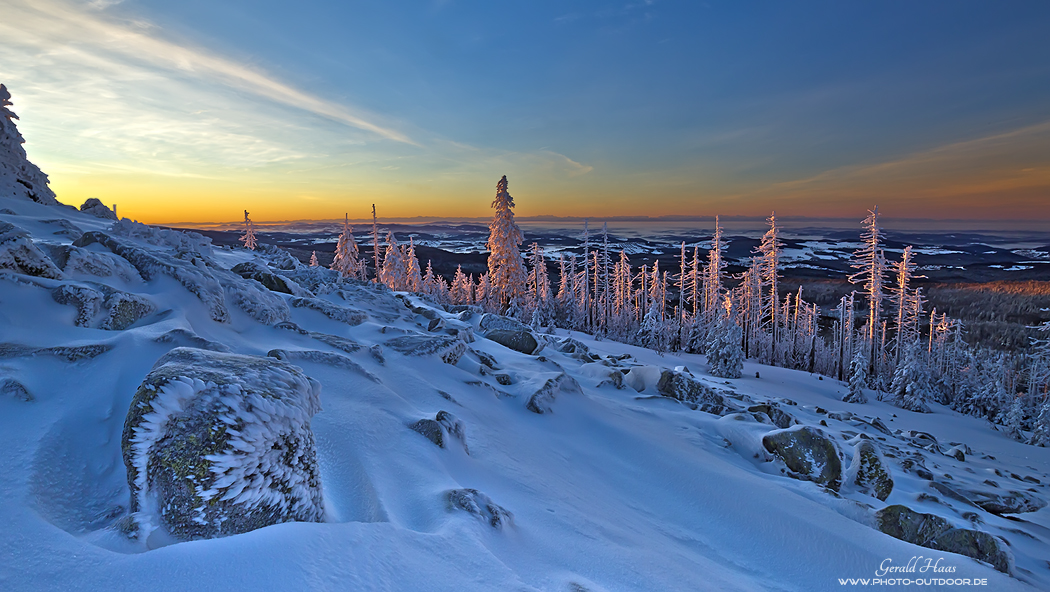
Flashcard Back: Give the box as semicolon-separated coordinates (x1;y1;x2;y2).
1;0;1049;224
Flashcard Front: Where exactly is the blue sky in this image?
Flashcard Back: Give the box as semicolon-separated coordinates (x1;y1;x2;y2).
1;0;1048;222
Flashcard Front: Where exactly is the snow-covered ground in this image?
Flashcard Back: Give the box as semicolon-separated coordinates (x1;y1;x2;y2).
2;197;1049;591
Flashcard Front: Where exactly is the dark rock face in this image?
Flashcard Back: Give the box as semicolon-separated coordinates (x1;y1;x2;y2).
848;440;894;501
121;348;324;541
763;426;843;490
875;505;1012;574
747;403;797;429
656;370;728;415
446;489;512;529
231;262;293;294
79;198;117;220
385;334;466;364
526;373;581;414
485;329;540;355
410;411;467;452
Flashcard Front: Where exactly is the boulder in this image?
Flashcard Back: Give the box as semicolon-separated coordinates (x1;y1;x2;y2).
847;440;894;501
657;370;728;415
267;349;379;383
526;373;582;414
290;297;366;326
485;329;540;355
875;505;1012;574
0;342;112;362
763;426;843;490
446;488;512;529
231;262;293;294
121;348;324;541
409;410;468;452
385;334;467;364
964;489;1046;515
747;403;797;429
0;222;62;279
79;198;117;220
0;377;32;402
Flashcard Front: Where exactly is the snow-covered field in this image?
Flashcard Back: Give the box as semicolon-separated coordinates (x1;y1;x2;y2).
2;197;1049;592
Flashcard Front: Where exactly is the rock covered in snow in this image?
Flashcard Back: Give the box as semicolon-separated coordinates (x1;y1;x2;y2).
231;262;294;294
50;282;155;330
79;198;117;220
0;342;112;362
410;410;468;452
0;222;62;278
478;313;541;354
747;403;797;429
446;488;512;529
0;84;58;205
384;334;466;364
846;440;894;501
290;297;367;326
526;373;582;414
875;505;1012;574
0;377;33;402
121;348;325;542
656;370;729;415
763;426;844;490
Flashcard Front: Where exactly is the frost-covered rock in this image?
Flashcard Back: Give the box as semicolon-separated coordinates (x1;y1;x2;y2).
446;488;512;529
846;440;894;501
410;410;468;452
47;245;140;282
222;278;290;325
0;342;112;362
478;313;528;334
385;334;466;364
0;222;62;279
267;349;379;383
747;403;797;429
50;283;155;330
79;198;117;220
875;505;1012;574
290;297;367;326
231;262;294;294
75;231;229;323
962;488;1046;515
0;377;32;402
153;329;231;352
0;84;58;205
656;370;729;415
526;373;582;415
763;426;843;490
485;329;541;355
121;348;324;541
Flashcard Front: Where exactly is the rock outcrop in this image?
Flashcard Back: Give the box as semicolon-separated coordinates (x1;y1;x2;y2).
875;505;1012;574
763;426;843;490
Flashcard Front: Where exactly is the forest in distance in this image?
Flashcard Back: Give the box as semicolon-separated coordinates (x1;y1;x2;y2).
216;176;1050;450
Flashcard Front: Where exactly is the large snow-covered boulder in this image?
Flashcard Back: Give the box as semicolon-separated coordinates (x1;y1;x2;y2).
446;489;512;529
478;313;541;354
526;373;582;414
875;505;1012;574
231;261;294;294
384;333;467;364
763;426;844;490
0;84;58;205
656;370;729;415
121;348;325;542
79;198;117;220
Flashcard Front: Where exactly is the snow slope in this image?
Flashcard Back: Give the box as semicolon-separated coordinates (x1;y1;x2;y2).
1;198;1049;592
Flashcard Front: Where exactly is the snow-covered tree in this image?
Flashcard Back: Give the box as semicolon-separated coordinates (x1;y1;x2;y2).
404;238;422;292
1031;396;1050;447
486;176;527;314
330;214;362;279
450;265;473;304
849;207;886;376
0;84;58;205
887;341;933;412
379;233;408;290
703;216;725;325
1001;395;1026;441
309;251;319;267
706;297;744;379
239;210;257;250
844;348;869;404
370;204;381;282
757;212;782;348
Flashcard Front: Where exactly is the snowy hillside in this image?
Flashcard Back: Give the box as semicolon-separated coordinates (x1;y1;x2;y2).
1;194;1049;591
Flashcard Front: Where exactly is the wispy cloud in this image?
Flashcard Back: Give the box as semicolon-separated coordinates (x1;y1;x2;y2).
0;0;413;144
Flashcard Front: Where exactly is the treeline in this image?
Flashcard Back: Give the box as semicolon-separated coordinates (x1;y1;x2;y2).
241;176;1050;447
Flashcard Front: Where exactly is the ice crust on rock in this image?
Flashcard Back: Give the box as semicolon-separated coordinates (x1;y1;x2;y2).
121;348;325;542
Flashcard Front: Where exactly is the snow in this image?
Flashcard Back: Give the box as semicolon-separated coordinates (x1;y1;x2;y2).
0;198;1048;591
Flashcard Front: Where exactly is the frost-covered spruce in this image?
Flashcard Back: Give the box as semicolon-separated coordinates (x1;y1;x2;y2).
843;349;869;404
0;84;58;205
330;214;362;279
486;175;526;314
121;348;324;541
706;306;743;379
887;341;932;413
